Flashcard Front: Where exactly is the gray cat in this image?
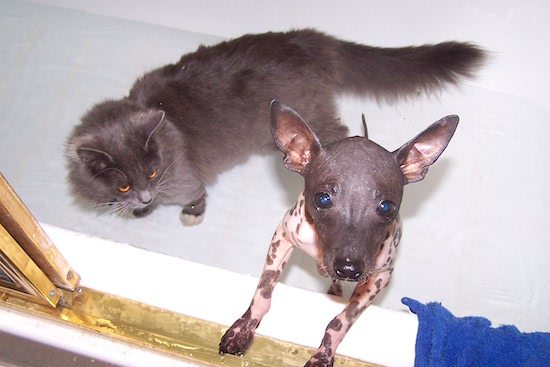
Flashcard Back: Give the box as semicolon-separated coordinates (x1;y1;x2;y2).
66;29;485;225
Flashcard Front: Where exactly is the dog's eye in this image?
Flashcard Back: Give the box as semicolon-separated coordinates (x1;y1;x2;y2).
313;192;332;210
376;200;397;220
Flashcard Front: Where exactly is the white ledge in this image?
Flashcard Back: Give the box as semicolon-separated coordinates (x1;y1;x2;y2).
5;223;417;367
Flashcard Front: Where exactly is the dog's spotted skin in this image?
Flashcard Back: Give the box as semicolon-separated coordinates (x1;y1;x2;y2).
219;192;402;365
220;101;458;366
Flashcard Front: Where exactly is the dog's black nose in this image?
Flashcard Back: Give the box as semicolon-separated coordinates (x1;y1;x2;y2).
334;257;363;280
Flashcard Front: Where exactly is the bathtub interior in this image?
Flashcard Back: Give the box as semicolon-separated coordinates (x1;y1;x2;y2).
1;0;549;338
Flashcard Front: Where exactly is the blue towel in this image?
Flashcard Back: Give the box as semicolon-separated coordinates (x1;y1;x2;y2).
402;297;550;367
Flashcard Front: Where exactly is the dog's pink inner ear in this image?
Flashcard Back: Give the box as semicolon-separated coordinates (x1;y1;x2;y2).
395;115;459;183
399;145;432;183
271;100;321;173
282;133;318;172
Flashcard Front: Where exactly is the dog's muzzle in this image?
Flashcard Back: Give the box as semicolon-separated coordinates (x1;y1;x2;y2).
334;257;364;281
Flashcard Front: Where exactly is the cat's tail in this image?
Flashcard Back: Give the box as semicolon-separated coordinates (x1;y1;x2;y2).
333;38;487;101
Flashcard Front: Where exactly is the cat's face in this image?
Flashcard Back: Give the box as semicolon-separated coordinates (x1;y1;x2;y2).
78;137;163;216
67;102;168;216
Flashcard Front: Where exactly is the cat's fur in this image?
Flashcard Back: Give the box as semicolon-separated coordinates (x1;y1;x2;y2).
66;29;485;225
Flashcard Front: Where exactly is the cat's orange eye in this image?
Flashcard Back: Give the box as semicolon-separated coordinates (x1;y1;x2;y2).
117;185;131;193
148;170;157;179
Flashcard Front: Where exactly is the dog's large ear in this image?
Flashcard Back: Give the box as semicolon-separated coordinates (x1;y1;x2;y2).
270;100;322;173
393;115;459;183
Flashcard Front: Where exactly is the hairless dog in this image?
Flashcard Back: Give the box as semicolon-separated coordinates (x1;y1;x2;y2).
220;100;459;366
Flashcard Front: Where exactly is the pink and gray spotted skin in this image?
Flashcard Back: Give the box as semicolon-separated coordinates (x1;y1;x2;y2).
219;100;459;366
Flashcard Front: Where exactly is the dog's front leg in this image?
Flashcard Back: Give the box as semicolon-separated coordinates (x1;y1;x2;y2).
219;221;295;355
305;270;392;367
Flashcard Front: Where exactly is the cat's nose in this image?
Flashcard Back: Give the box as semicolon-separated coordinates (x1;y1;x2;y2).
140;191;153;205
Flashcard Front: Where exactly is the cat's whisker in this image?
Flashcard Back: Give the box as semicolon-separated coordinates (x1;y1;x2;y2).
118;204;134;218
157;154;184;181
156;180;178;196
92;202;116;213
89;167;127;183
96;200;132;218
102;205;123;217
156;183;186;202
155;155;186;197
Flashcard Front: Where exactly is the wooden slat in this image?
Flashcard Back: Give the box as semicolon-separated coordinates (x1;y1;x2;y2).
0;172;80;291
0;223;62;307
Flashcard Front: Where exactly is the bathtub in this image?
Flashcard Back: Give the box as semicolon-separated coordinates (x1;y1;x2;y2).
0;0;548;366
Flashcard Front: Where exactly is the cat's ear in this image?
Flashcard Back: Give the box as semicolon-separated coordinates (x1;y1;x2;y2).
144;110;166;150
393;115;459;183
76;147;113;172
270;100;322;173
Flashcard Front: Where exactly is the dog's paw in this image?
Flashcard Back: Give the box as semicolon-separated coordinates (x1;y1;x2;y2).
304;348;335;367
179;212;204;226
220;330;254;356
219;311;259;356
219;326;255;356
219;328;251;355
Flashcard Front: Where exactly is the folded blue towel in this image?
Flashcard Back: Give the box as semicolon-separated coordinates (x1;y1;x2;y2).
402;297;550;367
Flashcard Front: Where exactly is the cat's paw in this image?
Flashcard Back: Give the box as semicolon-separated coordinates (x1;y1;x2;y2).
180;196;206;225
180;212;204;226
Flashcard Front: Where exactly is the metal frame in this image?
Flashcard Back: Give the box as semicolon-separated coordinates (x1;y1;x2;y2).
0;172;80;306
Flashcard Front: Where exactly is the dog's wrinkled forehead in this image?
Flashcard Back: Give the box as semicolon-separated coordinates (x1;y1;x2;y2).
303;136;405;201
